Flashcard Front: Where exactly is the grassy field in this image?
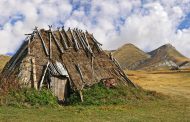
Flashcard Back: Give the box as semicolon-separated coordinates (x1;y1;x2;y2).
0;99;189;122
127;70;190;99
0;70;190;122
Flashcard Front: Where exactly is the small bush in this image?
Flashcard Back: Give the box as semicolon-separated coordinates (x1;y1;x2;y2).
0;88;58;107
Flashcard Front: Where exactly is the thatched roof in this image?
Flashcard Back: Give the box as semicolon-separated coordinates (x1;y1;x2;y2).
0;26;135;92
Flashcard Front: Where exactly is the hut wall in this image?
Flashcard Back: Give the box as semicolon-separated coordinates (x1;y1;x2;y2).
17;56;32;87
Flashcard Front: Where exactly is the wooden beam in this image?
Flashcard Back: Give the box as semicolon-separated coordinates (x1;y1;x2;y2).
35;28;49;56
75;64;85;84
39;61;50;90
31;58;37;89
79;90;84;102
58;29;69;50
49;31;52;59
28;37;31;55
50;30;64;53
62;27;73;47
69;28;79;51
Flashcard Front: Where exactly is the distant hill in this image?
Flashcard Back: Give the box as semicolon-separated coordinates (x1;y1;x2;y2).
113;43;190;70
136;44;190;70
0;55;10;72
113;43;150;70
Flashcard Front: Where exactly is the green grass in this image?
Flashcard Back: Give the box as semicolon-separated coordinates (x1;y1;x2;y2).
69;83;164;106
0;84;189;122
0;98;189;122
0;89;58;107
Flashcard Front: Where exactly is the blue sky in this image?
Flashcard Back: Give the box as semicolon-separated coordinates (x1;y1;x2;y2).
0;0;190;57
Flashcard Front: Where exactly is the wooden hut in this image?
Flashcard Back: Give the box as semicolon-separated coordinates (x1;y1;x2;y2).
0;26;136;102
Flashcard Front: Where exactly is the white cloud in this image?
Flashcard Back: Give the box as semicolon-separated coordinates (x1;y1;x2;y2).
0;0;190;58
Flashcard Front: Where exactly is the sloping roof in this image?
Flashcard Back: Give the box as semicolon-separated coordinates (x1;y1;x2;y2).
0;26;136;92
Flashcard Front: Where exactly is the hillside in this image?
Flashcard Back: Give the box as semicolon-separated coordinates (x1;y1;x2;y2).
136;44;190;70
0;55;10;72
113;44;150;70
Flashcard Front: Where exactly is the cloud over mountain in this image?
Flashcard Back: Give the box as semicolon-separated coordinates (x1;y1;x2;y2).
0;0;190;57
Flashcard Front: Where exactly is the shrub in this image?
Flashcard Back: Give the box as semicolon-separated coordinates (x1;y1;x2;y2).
0;88;58;107
68;83;164;106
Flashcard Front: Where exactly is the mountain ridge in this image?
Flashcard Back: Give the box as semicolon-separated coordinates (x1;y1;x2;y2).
113;43;190;70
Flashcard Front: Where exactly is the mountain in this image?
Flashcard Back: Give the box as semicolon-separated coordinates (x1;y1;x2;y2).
113;43;151;70
0;55;10;72
136;44;190;70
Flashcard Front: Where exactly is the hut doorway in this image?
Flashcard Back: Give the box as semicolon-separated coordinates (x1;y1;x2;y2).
47;61;70;103
50;76;69;102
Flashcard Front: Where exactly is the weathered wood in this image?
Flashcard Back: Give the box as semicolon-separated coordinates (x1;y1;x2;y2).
84;33;93;55
75;29;86;50
91;36;102;52
79;90;84;102
51;31;64;53
91;56;95;78
62;27;73;47
7;41;28;74
69;28;79;51
39;61;50;90
73;29;81;48
109;52;114;61
113;58;136;87
28;37;31;55
58;29;69;50
31;57;37;89
49;31;52;59
75;64;85;84
35;27;49;56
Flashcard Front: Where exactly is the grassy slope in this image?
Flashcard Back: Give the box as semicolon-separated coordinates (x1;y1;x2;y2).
127;70;190;99
0;53;189;121
113;44;150;69
0;70;189;121
0;99;189;122
0;55;10;72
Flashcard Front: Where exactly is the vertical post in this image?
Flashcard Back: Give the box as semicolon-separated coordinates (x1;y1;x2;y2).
79;90;84;102
28;37;31;55
31;58;37;89
49;31;52;59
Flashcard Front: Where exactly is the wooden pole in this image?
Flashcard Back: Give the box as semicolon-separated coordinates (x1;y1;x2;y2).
39;61;50;90
49;31;52;59
35;27;49;56
79;90;84;102
51;30;64;53
31;58;37;89
58;28;69;50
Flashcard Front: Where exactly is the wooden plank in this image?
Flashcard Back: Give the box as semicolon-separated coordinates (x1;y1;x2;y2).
35;28;49;56
73;29;81;48
75;29;86;50
58;29;69;50
39;61;50;90
28;37;31;55
31;58;37;89
7;41;28;73
79;90;84;102
84;33;93;55
49;31;52;59
75;64;85;83
69;28;79;51
51;31;64;53
112;58;136;88
62;27;73;47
